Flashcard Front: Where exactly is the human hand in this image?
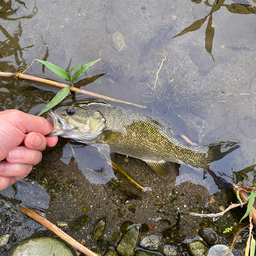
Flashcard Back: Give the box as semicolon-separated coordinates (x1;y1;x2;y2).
0;109;58;191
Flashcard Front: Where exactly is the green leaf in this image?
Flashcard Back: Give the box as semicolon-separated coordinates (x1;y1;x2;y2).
38;86;70;116
72;58;101;82
35;59;71;81
70;63;82;74
247;191;256;200
240;197;255;222
251;238;255;256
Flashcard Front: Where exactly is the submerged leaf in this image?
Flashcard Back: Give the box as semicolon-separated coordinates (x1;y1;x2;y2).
225;4;256;14
38;86;70;116
205;13;215;60
173;16;207;38
35;59;71;81
72;58;101;82
240;197;255;222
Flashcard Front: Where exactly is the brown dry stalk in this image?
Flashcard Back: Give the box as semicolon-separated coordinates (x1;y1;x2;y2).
18;205;98;256
233;183;256;226
0;71;146;108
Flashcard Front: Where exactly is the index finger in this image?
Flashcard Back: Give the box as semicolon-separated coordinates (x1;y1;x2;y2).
1;110;53;135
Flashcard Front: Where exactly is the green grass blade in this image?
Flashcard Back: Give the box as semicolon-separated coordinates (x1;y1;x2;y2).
70;63;82;74
38;86;70;116
251;238;255;256
247;191;256;200
240;197;255;222
72;58;101;82
35;59;71;81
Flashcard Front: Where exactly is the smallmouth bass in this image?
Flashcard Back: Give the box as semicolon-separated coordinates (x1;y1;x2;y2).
47;99;240;182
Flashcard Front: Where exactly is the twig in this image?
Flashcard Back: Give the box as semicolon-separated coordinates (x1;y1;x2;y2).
153;54;166;91
0;71;146;108
181;202;245;219
18;205;97;256
111;161;152;193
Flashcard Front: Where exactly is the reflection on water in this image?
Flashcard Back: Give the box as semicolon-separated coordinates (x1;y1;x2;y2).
0;0;37;71
173;0;256;60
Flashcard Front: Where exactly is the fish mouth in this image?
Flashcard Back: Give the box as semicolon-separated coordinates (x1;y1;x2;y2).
46;111;66;136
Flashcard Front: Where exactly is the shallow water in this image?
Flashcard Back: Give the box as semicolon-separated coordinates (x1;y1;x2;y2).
0;0;256;254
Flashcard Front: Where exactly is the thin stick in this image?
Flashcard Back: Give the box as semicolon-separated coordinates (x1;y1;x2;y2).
18;205;97;256
0;72;146;108
111;161;152;193
181;202;245;219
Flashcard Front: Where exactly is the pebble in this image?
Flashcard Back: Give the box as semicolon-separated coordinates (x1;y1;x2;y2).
0;234;10;246
162;245;178;256
9;237;76;256
188;240;208;256
207;244;234;256
140;235;161;251
112;31;126;52
91;217;106;241
117;225;140;256
198;228;218;245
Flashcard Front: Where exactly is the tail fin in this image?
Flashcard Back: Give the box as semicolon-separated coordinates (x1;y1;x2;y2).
206;141;241;163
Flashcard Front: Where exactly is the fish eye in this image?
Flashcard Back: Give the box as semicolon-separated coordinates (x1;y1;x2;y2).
66;108;75;116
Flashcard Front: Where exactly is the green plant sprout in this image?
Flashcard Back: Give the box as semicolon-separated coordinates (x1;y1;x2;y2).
223;226;233;234
35;58;101;116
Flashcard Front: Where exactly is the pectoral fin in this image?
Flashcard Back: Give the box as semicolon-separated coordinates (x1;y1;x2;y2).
146;161;177;179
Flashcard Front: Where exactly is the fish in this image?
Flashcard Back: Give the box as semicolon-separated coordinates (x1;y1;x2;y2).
46;99;240;185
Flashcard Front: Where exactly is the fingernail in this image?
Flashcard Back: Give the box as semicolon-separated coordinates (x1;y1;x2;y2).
31;135;42;147
8;148;23;159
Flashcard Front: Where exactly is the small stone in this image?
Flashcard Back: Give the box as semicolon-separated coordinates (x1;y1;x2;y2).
68;214;91;231
188;240;208;256
9;237;76;256
162;245;178;256
0;234;10;246
112;31;127;52
105;249;118;256
135;249;163;256
117;225;140;256
140;235;161;251
207;244;234;256
91;217;106;241
198;228;218;245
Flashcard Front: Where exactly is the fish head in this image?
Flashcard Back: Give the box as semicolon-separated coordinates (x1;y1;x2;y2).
46;105;106;141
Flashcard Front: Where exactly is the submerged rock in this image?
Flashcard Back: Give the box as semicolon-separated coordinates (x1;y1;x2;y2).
188;240;208;256
207;244;234;256
162;245;178;256
9;237;76;256
135;248;163;256
0;234;9;246
91;217;106;241
104;248;119;256
140;235;161;251
112;31;127;52
68;214;91;231
117;225;140;256
198;228;218;246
